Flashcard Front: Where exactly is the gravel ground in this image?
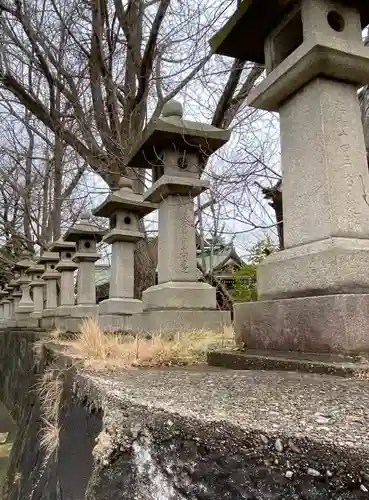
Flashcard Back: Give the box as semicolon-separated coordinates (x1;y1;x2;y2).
86;367;369;453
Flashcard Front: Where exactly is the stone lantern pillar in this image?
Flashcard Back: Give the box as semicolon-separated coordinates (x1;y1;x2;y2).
8;279;18;319
93;177;157;331
48;239;78;330
5;282;16;325
63;212;105;331
11;280;22;321
14;251;34;326
0;288;8;323
1;292;10;325
38;251;60;329
126;101;231;334
211;0;369;353
27;263;45;322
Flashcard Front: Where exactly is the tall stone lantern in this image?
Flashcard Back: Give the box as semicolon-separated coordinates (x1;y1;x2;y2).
38;251;60;329
126;101;231;334
5;281;18;325
49;239;78;330
211;0;369;353
14;251;34;325
64;212;105;331
9;278;22;322
0;288;7;321
93;177;157;331
1;290;10;325
27;263;45;322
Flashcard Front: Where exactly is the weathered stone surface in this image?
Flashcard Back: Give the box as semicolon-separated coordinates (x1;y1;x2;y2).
1;330;369;499
208;349;369;377
280;77;369;249
143;281;217;310
257;238;369;300
155;194;198;284
234;294;369;353
98;297;142;315
98;313;134;333
134;308;234;335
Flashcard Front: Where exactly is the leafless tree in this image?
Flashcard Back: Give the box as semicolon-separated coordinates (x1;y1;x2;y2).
0;100;90;255
0;0;277;294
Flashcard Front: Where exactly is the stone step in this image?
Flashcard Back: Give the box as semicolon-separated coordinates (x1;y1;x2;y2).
207;349;369;377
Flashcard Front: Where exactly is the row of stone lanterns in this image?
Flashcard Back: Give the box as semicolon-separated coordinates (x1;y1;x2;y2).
0;101;232;334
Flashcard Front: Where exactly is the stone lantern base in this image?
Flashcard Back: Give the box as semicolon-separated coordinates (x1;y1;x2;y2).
98;314;136;333
98;298;143;333
16;317;39;328
234;294;369;354
134;281;231;335
64;304;99;332
16;306;38;328
40;309;58;330
133;309;231;336
54;305;74;331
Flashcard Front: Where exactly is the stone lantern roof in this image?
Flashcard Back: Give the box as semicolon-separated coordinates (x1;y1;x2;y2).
14;251;33;270
26;263;45;276
48;239;76;253
93;177;157;219
8;278;18;288
4;281;14;290
37;251;59;264
126;100;231;170
209;0;369;63
64;212;105;242
27;263;46;287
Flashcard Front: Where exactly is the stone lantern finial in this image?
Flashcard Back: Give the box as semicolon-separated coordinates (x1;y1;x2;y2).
80;210;91;222
118;177;134;191
161;100;183;119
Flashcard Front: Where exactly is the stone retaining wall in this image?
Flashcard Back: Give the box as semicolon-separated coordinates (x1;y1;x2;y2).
0;328;367;499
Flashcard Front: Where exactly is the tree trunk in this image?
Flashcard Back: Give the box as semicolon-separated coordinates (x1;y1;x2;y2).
261;180;284;250
52;132;63;240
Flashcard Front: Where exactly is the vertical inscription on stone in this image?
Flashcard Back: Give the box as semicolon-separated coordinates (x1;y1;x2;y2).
179;200;190;275
335;100;354;187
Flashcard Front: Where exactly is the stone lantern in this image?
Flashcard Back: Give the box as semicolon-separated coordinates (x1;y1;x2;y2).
63;212;105;331
38;251;60;329
126;101;231;334
7;277;20;324
93;177;157;331
14;251;34;325
211;0;369;353
10;277;22;320
0;288;8;322
27;262;45;321
1;290;10;325
5;281;16;325
48;239;78;329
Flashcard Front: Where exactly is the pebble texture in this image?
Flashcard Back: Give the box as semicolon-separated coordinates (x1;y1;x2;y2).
84;367;369;499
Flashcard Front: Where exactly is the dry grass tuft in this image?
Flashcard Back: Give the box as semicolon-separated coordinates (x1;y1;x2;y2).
39;419;61;458
354;369;369;380
36;367;63;459
65;317;234;371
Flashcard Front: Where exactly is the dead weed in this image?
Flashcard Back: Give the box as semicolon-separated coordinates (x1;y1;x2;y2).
65;317;234;371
